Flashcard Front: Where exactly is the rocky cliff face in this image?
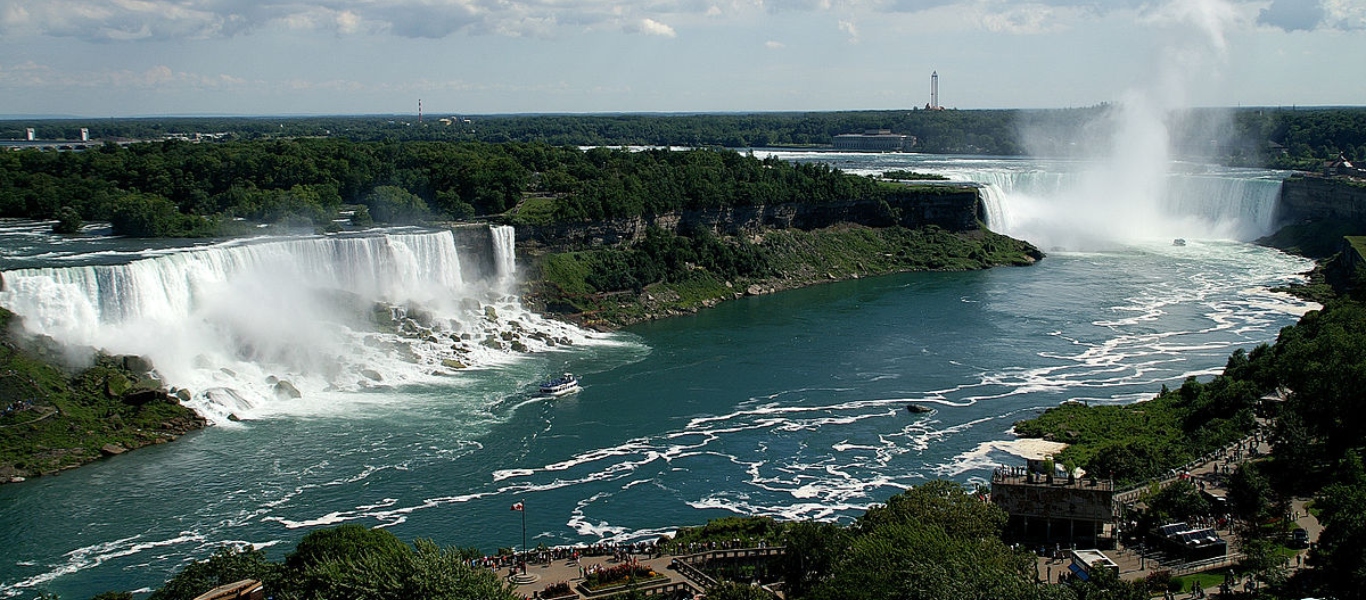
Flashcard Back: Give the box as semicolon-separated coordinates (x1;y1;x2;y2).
519;186;982;249
1278;176;1366;227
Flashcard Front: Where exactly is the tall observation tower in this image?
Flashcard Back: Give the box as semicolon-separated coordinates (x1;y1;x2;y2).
931;71;939;110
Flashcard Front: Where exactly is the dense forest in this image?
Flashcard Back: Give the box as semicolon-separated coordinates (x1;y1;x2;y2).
4;106;1364;166
0;140;898;237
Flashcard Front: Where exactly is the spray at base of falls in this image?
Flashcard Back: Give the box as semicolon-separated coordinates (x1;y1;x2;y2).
963;165;1286;250
0;226;599;424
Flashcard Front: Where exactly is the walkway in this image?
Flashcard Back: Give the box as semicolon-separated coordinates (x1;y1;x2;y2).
503;547;784;599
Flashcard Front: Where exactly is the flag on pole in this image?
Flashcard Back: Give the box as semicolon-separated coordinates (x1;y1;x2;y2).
511;501;524;511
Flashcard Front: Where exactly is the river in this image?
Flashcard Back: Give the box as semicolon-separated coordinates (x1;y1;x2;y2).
0;152;1316;598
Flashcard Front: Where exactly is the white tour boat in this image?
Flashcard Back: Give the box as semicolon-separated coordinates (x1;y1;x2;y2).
539;373;581;397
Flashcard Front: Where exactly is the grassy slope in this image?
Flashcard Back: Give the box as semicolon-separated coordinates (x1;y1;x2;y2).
530;224;1041;329
0;308;205;481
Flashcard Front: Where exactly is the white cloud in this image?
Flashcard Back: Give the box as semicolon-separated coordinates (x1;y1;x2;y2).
837;18;858;41
1323;0;1366;30
631;17;677;36
765;39;784;48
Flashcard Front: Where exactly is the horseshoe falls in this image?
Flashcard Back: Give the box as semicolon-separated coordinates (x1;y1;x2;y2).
0;154;1318;600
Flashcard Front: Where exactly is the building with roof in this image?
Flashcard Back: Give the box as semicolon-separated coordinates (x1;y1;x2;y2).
831;130;911;152
991;461;1118;548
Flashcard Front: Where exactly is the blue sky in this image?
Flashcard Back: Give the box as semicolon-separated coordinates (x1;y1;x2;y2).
0;0;1362;117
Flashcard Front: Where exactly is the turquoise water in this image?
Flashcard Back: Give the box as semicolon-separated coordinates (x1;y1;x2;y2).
0;156;1316;598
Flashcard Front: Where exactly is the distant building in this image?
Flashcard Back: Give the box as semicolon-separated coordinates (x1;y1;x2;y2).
1325;154;1366;178
831;129;910;152
990;460;1117;548
25;128;35;141
80;128;89;142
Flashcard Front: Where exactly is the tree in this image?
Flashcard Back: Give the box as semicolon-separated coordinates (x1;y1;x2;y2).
1309;454;1366;600
364;185;429;224
147;546;278;600
777;521;849;598
705;581;774;600
52;205;83;234
283;524;410;572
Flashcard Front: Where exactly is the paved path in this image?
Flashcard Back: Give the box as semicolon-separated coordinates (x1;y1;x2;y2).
502;553;696;599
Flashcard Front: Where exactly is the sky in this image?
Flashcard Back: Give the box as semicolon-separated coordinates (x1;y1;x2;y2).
0;0;1362;117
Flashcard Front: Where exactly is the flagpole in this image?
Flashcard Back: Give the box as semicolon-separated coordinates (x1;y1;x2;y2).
521;500;527;561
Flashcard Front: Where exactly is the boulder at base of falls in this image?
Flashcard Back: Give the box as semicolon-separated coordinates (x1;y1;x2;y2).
274;380;302;400
361;369;384;381
442;359;467;370
120;355;154;375
122;389;175;406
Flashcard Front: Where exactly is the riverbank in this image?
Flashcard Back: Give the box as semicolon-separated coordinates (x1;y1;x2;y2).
523;223;1042;330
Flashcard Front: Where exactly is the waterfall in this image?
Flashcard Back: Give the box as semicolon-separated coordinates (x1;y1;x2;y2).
0;228;588;424
491;225;517;281
955;166;1285;248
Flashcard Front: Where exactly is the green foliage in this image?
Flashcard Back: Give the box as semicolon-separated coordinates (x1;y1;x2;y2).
1310;457;1366;599
1267;300;1366;460
146;526;511;600
52;205;83;234
804;481;1051;600
1144;480;1212;523
534;224;1040;327
147;546;278;600
284;524;411;572
0;308;204;479
704;581;774;600
1013;347;1275;485
668;516;785;552
881;170;948;181
364;185;429;224
109;193;216;237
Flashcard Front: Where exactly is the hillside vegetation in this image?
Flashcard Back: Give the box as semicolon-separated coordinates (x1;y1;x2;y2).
0;308;204;481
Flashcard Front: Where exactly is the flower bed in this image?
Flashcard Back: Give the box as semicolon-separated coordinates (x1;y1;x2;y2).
542;581;576;599
582;563;664;591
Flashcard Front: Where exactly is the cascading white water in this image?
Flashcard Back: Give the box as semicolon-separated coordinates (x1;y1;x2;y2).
0;228;592;424
951;166;1285;248
491;225;517;282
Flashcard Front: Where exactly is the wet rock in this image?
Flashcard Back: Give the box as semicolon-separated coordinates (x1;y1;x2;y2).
100;443;127;456
485;305;499;321
361;369;383;382
442;359;467;370
123;389;174;406
274;380;302;400
121;355;154;375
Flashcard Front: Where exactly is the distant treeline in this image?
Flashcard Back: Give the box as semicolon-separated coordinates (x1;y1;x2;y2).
0;140;887;236
5;106;1364;166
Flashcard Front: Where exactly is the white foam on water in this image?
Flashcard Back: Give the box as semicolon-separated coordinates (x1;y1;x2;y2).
0;227;610;425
